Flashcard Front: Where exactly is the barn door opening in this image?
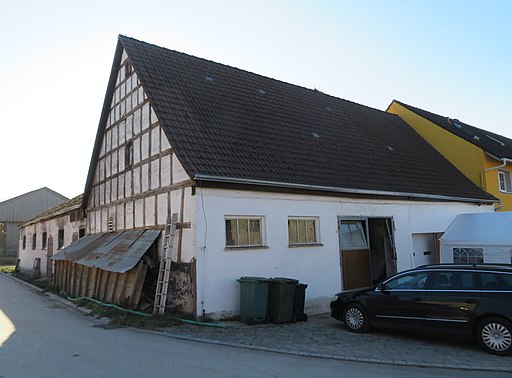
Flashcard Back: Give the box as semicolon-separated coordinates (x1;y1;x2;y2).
339;217;396;290
368;218;396;284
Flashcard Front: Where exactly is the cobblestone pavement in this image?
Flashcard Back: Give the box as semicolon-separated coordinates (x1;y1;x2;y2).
159;314;512;372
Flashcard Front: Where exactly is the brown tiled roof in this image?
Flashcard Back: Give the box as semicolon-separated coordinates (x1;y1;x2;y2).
394;100;512;160
85;36;496;204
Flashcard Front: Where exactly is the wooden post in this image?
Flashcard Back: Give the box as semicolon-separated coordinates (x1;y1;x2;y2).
177;187;186;262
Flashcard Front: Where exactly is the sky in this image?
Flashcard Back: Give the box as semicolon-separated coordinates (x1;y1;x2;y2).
0;0;511;202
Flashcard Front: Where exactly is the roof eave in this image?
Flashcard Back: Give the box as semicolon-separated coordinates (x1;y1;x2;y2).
193;174;497;204
20;203;82;227
82;38;125;210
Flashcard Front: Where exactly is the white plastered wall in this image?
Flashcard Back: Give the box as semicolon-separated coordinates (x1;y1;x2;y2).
18;213;84;276
194;188;493;319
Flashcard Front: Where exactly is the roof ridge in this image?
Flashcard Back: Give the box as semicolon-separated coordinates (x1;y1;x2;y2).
118;35;398;115
22;194;83;225
0;187;68;204
394;100;512;160
83;36;497;205
395;100;512;143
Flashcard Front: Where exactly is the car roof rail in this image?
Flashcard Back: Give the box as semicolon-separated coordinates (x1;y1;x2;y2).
414;263;512;270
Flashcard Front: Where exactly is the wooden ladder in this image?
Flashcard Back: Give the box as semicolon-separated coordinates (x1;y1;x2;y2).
153;212;179;315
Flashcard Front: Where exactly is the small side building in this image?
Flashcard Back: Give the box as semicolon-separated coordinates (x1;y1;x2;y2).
0;188;68;258
18;195;85;278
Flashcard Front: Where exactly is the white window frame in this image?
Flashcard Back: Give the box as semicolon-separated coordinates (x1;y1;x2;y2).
498;169;512;193
288;217;321;247
453;247;483;264
225;216;265;249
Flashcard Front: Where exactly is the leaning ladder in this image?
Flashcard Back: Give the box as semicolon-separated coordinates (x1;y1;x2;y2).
153;213;179;315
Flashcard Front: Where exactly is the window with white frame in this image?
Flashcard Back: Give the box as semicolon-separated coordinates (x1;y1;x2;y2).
225;217;263;248
498;170;512;193
453;247;483;264
288;217;319;246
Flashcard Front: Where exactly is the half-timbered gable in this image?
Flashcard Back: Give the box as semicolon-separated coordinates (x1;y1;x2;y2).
85;48;196;263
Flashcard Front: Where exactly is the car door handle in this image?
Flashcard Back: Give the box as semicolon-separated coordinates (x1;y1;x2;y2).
410;297;423;302
465;299;478;304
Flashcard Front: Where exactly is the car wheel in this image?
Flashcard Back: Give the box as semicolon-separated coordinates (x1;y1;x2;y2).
477;317;512;356
343;303;370;333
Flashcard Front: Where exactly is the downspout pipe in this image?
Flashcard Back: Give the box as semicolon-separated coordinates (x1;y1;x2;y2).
482;158;512;173
481;158;512;211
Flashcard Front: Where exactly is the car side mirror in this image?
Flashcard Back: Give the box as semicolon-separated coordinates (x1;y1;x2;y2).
378;283;390;293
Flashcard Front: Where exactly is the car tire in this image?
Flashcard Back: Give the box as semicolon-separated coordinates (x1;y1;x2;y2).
477;317;512;356
343;303;370;333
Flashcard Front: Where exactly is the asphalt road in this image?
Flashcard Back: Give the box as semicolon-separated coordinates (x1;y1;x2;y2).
0;273;510;378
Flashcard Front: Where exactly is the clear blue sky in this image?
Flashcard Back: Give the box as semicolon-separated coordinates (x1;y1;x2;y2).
1;0;511;201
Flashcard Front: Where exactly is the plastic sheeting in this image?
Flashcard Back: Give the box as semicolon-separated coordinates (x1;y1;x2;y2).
440;212;512;264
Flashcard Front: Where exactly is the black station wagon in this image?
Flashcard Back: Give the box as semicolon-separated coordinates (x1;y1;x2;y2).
330;264;512;355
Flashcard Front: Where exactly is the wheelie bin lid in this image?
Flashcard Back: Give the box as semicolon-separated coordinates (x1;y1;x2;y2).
270;277;299;284
237;276;271;283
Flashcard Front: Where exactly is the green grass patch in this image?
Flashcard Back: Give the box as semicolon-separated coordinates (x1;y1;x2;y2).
0;257;18;273
71;298;184;329
9;271;53;291
0;266;15;273
110;312;183;329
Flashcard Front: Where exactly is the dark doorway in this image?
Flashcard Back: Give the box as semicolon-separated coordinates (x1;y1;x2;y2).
368;218;396;285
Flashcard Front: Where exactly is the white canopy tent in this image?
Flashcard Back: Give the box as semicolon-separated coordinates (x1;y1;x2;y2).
440;212;512;264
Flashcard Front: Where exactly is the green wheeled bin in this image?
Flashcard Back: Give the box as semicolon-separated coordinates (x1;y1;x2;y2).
237;276;271;325
268;277;299;324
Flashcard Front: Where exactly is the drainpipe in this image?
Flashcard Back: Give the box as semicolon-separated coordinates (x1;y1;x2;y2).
481;158;512;211
483;158;512;173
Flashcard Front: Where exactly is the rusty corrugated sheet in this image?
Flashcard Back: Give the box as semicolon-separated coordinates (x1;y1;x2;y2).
51;229;160;273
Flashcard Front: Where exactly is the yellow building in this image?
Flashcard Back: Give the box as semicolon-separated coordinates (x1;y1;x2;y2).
387;100;512;211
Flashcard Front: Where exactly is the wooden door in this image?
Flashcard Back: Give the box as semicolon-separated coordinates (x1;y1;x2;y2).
339;219;372;290
342;248;372;289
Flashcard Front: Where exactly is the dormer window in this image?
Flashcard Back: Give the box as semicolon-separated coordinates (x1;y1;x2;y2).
498;170;512;193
